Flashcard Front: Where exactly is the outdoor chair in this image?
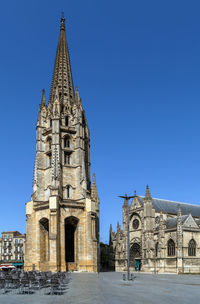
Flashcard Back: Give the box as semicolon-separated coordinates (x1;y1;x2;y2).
50;278;64;295
20;278;34;294
0;278;5;294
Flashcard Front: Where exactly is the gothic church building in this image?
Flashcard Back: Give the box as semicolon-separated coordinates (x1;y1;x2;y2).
24;17;99;272
110;186;200;273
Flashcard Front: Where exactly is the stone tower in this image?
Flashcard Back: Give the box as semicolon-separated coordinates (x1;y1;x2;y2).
24;16;100;272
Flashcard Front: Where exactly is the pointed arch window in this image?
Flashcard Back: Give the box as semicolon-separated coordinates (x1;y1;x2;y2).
168;239;175;256
188;239;196;256
66;185;72;199
67;185;70;198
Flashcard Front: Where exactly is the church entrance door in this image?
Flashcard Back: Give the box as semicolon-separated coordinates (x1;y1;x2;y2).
135;259;141;271
130;243;141;271
65;217;78;271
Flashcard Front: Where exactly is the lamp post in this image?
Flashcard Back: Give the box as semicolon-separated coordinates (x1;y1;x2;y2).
119;194;134;281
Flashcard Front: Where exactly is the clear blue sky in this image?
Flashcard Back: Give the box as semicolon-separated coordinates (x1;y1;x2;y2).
1;0;200;243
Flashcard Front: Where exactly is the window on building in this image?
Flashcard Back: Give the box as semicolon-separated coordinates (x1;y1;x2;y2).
64;136;70;148
66;185;72;199
188;239;196;256
65;116;68;126
132;219;139;230
168;239;175;256
47;153;52;167
64;152;71;165
155;242;159;257
47;137;52;150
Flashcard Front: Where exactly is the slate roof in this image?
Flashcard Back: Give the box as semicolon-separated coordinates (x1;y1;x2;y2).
137;196;200;217
165;215;188;229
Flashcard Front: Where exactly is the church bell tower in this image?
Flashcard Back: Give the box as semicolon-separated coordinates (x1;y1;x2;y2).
24;16;100;272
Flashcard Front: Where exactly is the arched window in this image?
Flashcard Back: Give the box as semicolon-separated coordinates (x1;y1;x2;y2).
66;185;72;199
188;239;196;256
64;135;70;148
155;242;159;257
168;239;175;256
65;116;68;126
39;218;49;262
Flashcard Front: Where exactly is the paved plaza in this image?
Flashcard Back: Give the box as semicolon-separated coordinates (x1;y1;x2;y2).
0;272;200;304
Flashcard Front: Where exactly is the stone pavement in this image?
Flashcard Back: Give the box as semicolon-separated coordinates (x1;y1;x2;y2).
0;272;200;304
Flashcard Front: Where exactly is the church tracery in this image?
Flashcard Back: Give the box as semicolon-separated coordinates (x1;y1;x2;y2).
168;239;175;256
188;239;196;256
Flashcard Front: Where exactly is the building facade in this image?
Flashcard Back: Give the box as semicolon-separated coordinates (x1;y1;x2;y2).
110;186;200;273
0;231;25;268
24;17;99;272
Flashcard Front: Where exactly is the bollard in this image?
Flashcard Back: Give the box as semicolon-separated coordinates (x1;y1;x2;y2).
123;274;126;281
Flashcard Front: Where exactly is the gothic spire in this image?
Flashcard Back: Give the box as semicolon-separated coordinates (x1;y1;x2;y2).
75;86;81;103
49;15;74;105
145;184;152;201
41;89;46;106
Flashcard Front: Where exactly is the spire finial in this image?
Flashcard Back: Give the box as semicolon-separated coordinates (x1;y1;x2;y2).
91;173;98;201
60;12;65;31
145;184;152;200
41;88;46;106
177;204;181;216
49;14;74;104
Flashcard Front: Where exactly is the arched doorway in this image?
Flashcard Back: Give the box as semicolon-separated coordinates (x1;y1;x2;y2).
65;217;79;267
130;243;141;271
39;218;49;262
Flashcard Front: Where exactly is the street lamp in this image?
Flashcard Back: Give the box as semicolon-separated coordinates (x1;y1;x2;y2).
119;194;134;281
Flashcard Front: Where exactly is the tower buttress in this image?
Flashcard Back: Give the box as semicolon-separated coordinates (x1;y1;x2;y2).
143;185;155;259
177;204;183;273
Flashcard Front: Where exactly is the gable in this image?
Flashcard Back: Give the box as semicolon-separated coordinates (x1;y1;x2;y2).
183;215;199;229
131;197;143;209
